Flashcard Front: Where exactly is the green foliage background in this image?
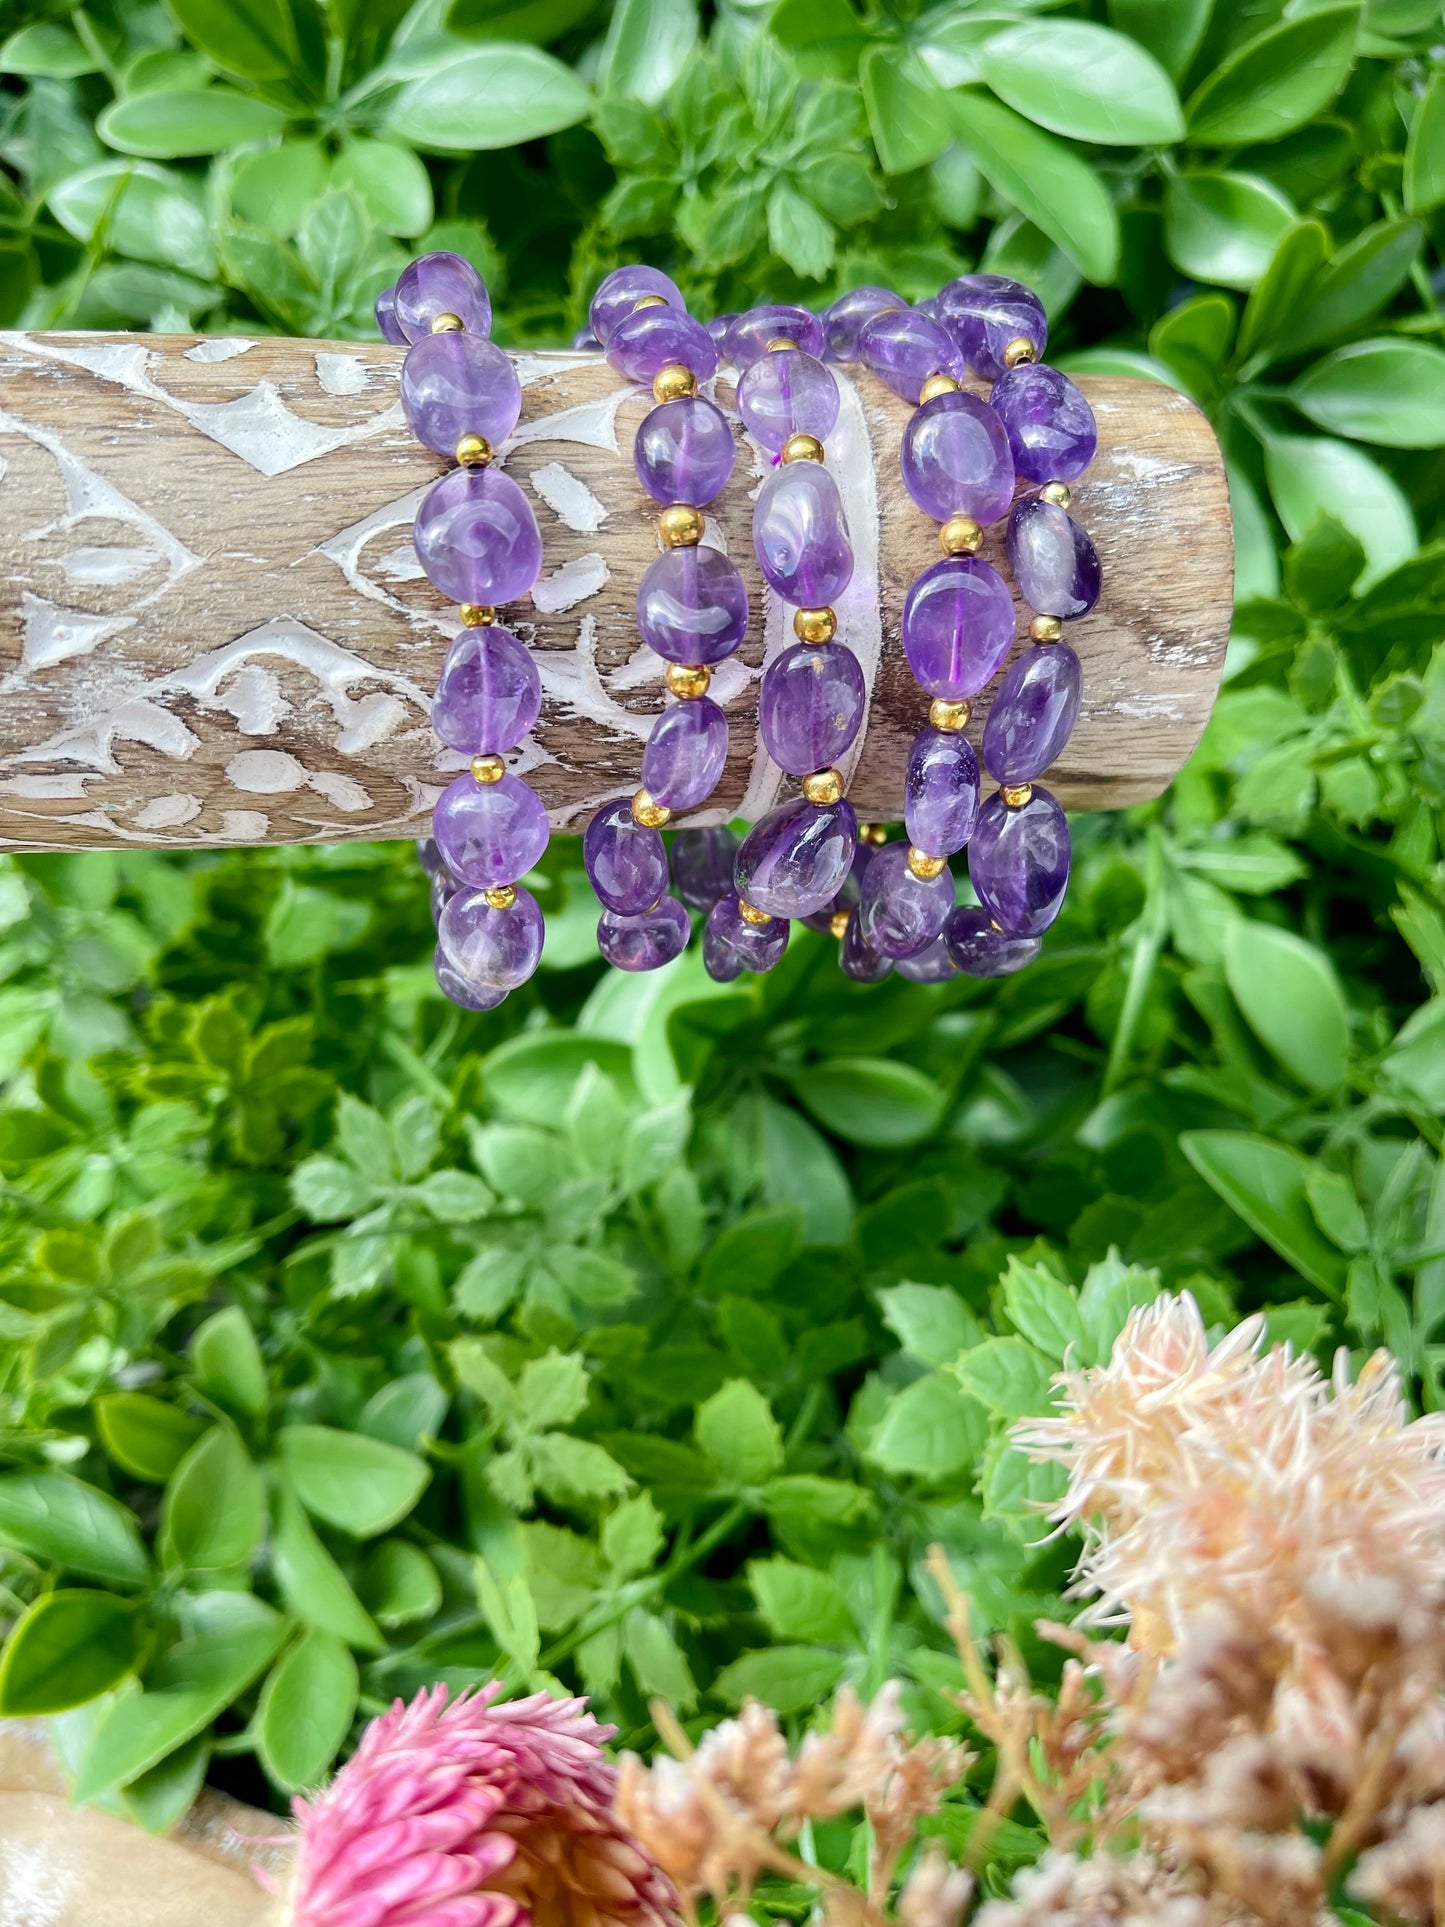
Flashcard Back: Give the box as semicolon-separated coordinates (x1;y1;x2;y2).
0;0;1442;1880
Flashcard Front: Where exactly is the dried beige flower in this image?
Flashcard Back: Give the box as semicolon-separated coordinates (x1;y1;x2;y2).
898;1848;973;1927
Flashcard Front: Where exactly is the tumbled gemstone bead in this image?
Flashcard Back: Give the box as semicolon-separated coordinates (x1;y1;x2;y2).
641;698;729;812
1007;499;1101;619
758;641;865;776
858;841;954;959
434;945;509;1011
990;363;1096;484
936;273;1048;380
589;265;683;346
728;305;826;364
896;934;958;983
983;643;1082;785
439;882;544;990
417;835;447;878
634;396;736;506
670;826;739;910
969;786;1070;938
901;389;1015;526
944;904;1042;977
706;312;737;347
754;461;853;606
584;799;669;915
737;350;840;454
376;285;406;345
433;772;549;889
571;324;600;350
707;893;790;973
401;332;522;455
822;285;905;362
606;306;719;384
415;467;543;607
704;921;744;981
637;546;749;663
395;251;490;343
800;839;872;932
839;910;892;983
430;870;458;926
735;795;857;919
598;896;691;971
902;556;1015;698
433;624;541;756
905;726;981;856
858;308;966;403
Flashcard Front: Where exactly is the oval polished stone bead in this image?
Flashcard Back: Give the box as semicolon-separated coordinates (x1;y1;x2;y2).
401;332;522;454
905;726;981;856
706;312;737;347
801;838;873;932
634;396;736;506
737;349;840;453
758;641;866;776
858;308;966;402
839;910;892;983
902;555;1016;699
670;826;739;911
968;786;1070;938
858;841;954;959
896;934;958;983
438;882;545;991
982;642;1082;785
754;461;853;606
432;624;541;756
901;389;1015;526
606;305;719;384
433;772;549;889
990;363;1096;484
589;264;683;346
414;467;543;607
727;305;827;364
583;799;669;915
822;284;905;362
598;895;691;971
416;835;447;878
735;795;858;919
936;273;1047;380
395;251;490;343
641;698;729;812
703;919;745;982
636;545;749;663
1007;499;1102;619
707;893;790;973
571;324;600;349
944;904;1042;977
434;945;509;1011
376;285;406;345
430;870;458;927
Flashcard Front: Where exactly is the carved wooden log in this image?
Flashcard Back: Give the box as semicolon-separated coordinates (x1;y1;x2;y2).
0;332;1230;852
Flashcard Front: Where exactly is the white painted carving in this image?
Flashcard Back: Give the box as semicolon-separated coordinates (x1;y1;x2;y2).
17;593;134;674
532;552;608;614
185;338;254;362
60;546;159;587
315;352;370;397
529;462;608;533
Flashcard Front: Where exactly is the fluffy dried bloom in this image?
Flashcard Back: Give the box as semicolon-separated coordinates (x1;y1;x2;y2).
1349;1801;1445;1923
691;1701;792;1832
288;1684;678;1927
972;1849;1216;1927
898;1847;972;1927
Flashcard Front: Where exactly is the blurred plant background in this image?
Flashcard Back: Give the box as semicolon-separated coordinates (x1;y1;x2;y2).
0;0;1442;1894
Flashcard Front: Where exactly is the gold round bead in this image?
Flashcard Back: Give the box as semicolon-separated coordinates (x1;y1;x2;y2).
929;697;971;732
456;433;492;468
632;293;669;311
801;767;844;806
631;788;672;828
652;362;697;404
793;605;837;644
939;513;983;557
767;337;799;353
829;908;851;940
658;502;704;548
738;900;772;926
1003;336;1037;368
483;885;517;910
907;847;949;881
460;604;496;627
1039;481;1072;508
431;311;465;333
665;662;711;700
470;753;506;784
781;432;824;465
1001;782;1034;808
919;371;961;403
859;822;889;847
1029;614;1064;643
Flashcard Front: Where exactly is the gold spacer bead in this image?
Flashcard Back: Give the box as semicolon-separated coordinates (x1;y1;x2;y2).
1030;614;1064;643
829;908;851;940
665;662;710;700
907;847;949;881
920;371;961;403
652;362;697;404
939;513;984;557
1001;782;1034;808
471;753;506;784
781;432;824;465
859;821;889;847
738;900;772;926
632;293;669;311
1003;336;1037;368
431;311;465;333
455;433;492;468
631;787;671;828
1039;481;1072;508
767;337;799;353
801;767;844;806
929;696;971;733
793;605;837;644
460;604;495;627
484;884;517;910
658;502;704;548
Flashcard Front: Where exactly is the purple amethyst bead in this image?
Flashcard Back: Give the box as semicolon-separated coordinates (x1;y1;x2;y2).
670;826;739;911
589;265;684;347
758;642;866;776
597;896;691;971
968;786;1070;938
704;923;743;981
401;333;522;455
634;396;736;506
571;325;600;350
858;841;954;959
858;308;966;403
641;698;729;812
637;545;749;663
707;313;737;347
438;882;544;990
430;870;459;926
1007;499;1102;620
754;461;853;606
584;799;669;915
727;305;826;365
902;556;1016;699
901;390;1015;526
839;910;892;983
606;306;718;385
707;893;790;973
376;285;406;345
944;905;1042;977
433;625;541;757
990;364;1096;485
937;274;1048;381
434;946;510;1011
414;467;543;608
905;727;981;857
822;285;905;362
395;251;490;344
417;836;447;878
735;795;858;919
433;772;549;889
737;350;839;454
896;934;958;983
983;643;1082;785
801;838;873;932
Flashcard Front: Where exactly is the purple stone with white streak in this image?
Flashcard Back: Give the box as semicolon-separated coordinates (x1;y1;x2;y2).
801;838;872;932
901;389;1015;526
707;893;789;973
401;332;522;454
433;626;540;756
905;727;980;856
822;285;905;362
758;642;865;776
634;396;735;506
584;800;669;915
433;772;549;889
982;643;1082;785
735;795;857;919
414;467;543;608
1007;499;1101;620
597;896;691;970
990;363;1096;484
937;274;1047;380
417;836;447;878
641;699;729;812
944;905;1042;977
727;305;826;364
858;841;954;959
704;921;744;982
395;251;490;343
896;934;958;983
968;786;1070;938
637;545;749;663
839;910;892;983
737;350;839;453
438;882;544;991
858;308;966;403
430;871;458;926
902;555;1015;699
589;265;683;346
376;286;406;344
670;827;739;911
434;947;509;1010
606;305;718;384
754;461;853;606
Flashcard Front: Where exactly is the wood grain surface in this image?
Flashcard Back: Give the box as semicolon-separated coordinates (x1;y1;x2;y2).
0;331;1231;852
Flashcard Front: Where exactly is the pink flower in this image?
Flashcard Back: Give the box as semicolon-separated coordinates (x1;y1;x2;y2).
287;1684;679;1927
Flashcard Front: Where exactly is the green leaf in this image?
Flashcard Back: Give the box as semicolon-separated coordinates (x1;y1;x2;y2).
481;1032;634;1127
121;1733;209;1836
878;1282;981;1367
597;0;698;104
1107;0;1212;79
1180;1133;1348;1298
696;1380;784;1486
191;1305;269;1421
271;1480;384;1651
602;1493;664;1576
96;1393;204;1483
49;161;215;279
530;1434;632;1505
867;1373;989;1479
748;1558;854;1642
1223;920;1349;1091
161;1427;265;1573
768;182;835;280
1265;433;1416;589
359;1374;449;1452
1237;220;1327;362
980;21;1183;146
713;1644;846;1713
861;47;952;176
360;1539;442;1627
332;139;433;238
954;1336;1055;1417
1406;71;1445;213
1177;835;1306;895
518;1350;590;1431
1000;1257;1086;1359
1290;219;1422;354
475;1558;540;1668
1186;6;1360;144
1165;172;1295;288
97;88;289;159
1291;339;1445;449
951;90;1119;284
165;0;301;80
230;141;330;236
0;1472;150;1588
257;1631;358;1792
384;44;591;150
700;1205;802;1295
791;1057;945;1148
276;1427;430;1538
0;22;99;76
624;1607;696;1706
0;1591;138;1715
